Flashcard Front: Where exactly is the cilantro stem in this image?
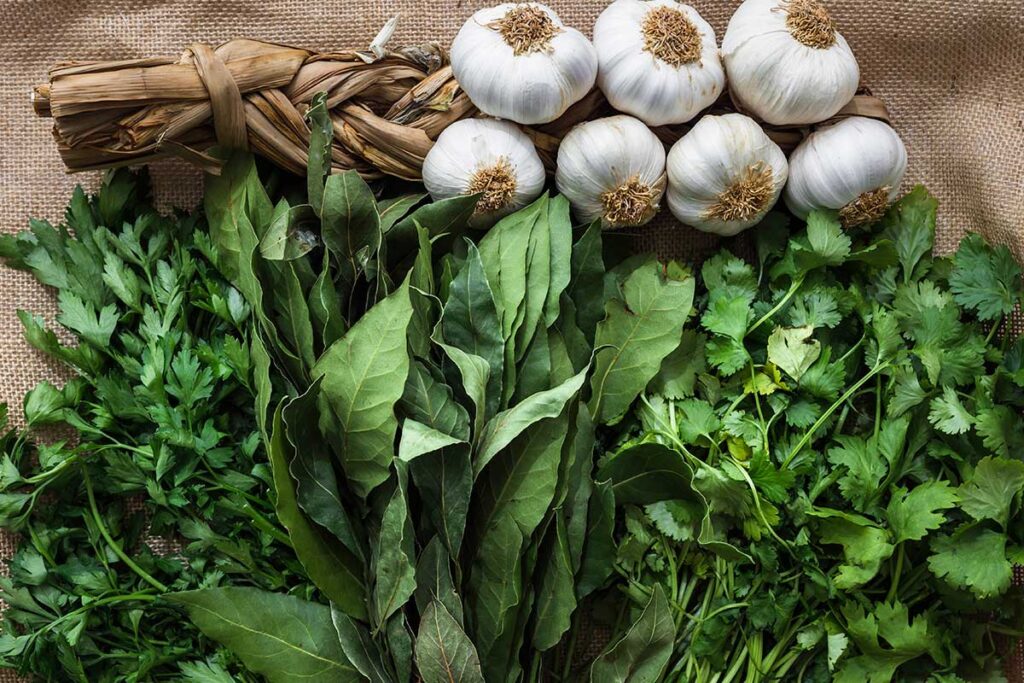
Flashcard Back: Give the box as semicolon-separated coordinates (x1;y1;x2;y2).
873;374;882;438
83;467;169;593
748;276;805;335
783;362;890;469
886;544;905;602
985;315;1004;346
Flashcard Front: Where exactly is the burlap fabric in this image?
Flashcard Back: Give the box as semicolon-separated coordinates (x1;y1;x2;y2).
1;1;1022;680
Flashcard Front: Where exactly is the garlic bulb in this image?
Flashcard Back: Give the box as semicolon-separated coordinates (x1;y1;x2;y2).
422;118;546;228
785;116;907;227
593;0;725;126
666;114;788;236
555;115;666;229
451;3;598;125
721;0;859;126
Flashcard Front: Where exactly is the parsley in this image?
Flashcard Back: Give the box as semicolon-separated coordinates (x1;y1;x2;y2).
0;170;305;680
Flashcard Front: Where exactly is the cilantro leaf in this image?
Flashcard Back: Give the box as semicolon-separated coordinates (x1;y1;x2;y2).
887;366;928;417
701;252;757;304
974;405;1024;458
928;525;1013;598
885;481;958;543
644;500;699;542
949;233;1023;320
648;330;705;399
835;600;936;683
705;337;749;376
927;386;973;435
880;186;936;283
701;295;750;341
827;436;887;512
957;456;1024;528
812;509;894;589
767;326;821;382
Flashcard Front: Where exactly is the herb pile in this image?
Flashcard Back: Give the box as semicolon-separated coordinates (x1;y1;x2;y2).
591;190;1024;681
177;94;696;681
0;98;1022;683
0;170;306;679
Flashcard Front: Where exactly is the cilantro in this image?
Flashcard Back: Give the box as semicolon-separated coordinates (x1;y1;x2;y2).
957;456;1024;528
928;526;1013;598
885;481;958;543
949;233;1023;321
927;386;974;435
600;189;1024;682
767;325;821;382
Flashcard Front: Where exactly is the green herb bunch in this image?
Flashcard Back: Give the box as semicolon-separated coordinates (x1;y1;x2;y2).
157;94;707;682
592;189;1024;681
0;170;310;680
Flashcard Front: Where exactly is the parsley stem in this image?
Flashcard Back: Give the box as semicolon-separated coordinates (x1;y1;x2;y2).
748;275;805;335
83;467;169;593
783;363;889;469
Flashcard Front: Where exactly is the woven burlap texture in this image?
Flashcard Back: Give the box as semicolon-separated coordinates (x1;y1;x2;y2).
1;1;1022;680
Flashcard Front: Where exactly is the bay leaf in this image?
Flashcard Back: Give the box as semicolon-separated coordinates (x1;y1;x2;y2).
589;585;675;683
379;193;427;233
416;600;485;683
473;364;588;477
440;241;504;420
305;92;332;217
283;379;365;563
414;537;464;626
321;170;381;283
400;360;470;441
330;604;392;683
568;221;604;340
267;404;366;620
313;279;413;498
372;462;417;626
531;514;576;651
167;587;360;683
589;260;695;424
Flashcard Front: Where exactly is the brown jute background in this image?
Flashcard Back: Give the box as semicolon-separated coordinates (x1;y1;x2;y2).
1;1;1022;680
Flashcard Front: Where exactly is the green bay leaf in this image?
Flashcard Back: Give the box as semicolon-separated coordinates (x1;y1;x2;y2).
313;280;413;498
589;260;695;424
167;587;360;683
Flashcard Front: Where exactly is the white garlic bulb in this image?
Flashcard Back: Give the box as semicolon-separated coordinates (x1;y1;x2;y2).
721;0;859;126
555;115;667;229
785;116;907;227
666;114;788;236
593;0;725;126
451;3;598;125
422;118;546;228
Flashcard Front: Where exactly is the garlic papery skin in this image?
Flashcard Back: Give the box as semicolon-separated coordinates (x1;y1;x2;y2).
784;116;908;228
721;0;859;126
422;118;546;228
555;115;667;229
593;0;725;126
666;113;788;236
451;3;598;125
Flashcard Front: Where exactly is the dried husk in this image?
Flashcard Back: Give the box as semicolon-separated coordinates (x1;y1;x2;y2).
33;37;890;180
